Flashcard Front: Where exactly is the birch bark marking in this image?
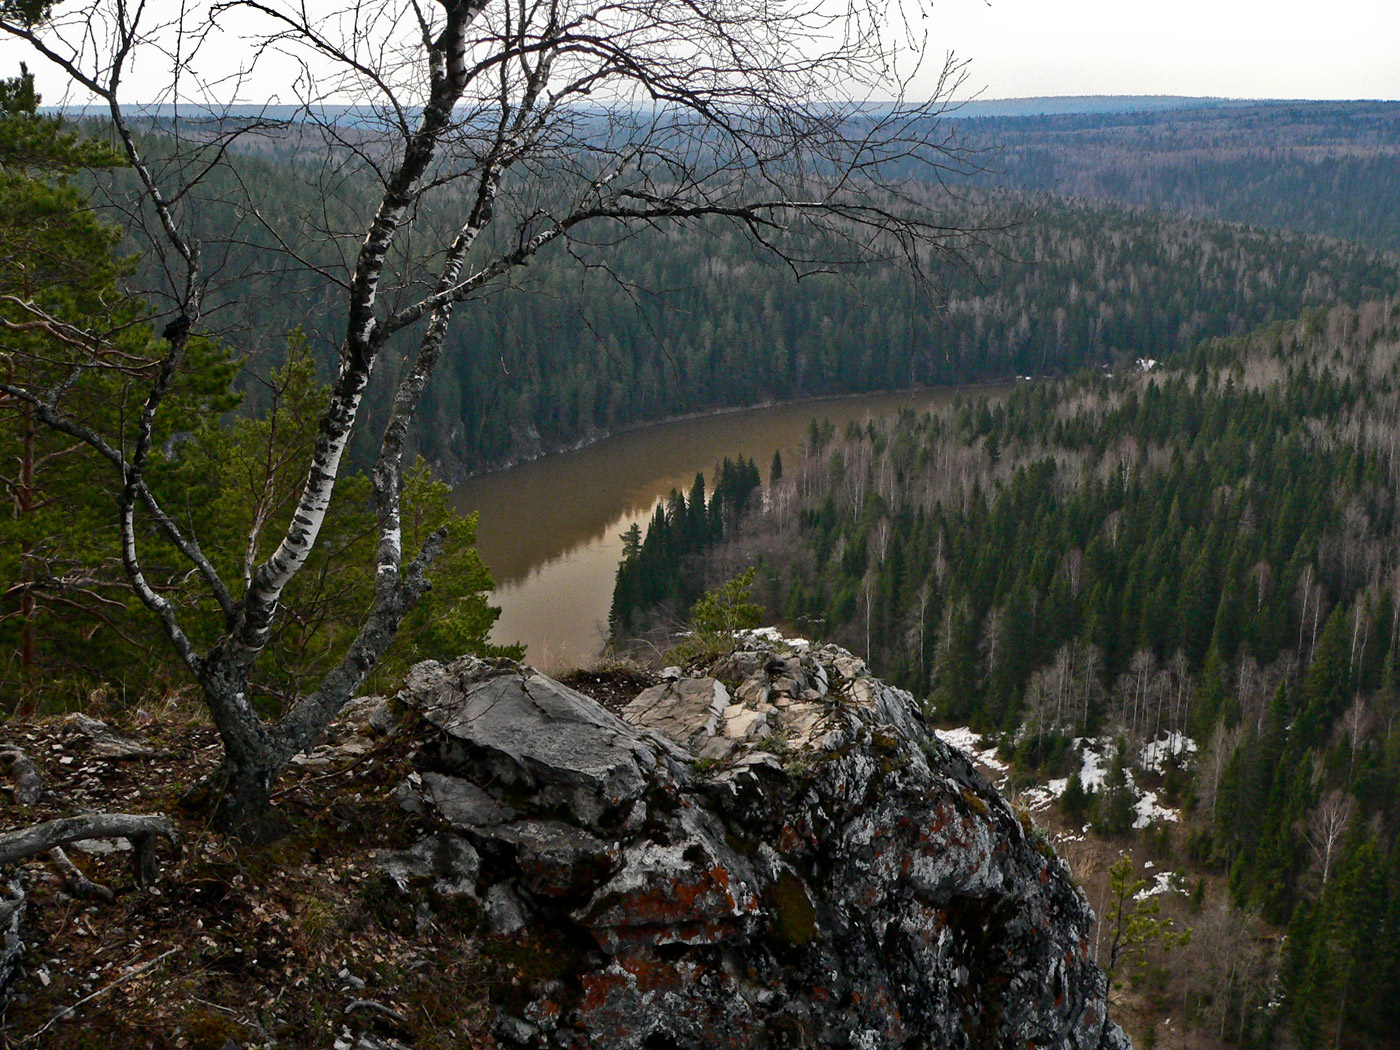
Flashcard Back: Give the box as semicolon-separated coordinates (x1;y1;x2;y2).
240;5;481;653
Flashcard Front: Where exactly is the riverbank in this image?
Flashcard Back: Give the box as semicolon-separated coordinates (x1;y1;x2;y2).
439;378;1017;483
452;381;1012;670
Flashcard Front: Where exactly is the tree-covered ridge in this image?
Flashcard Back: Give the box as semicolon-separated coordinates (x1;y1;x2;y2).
77;119;1400;476
687;300;1400;1046
955;101;1400;254
403;191;1397;475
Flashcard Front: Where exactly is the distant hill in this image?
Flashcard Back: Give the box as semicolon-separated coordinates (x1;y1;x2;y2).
49;94;1269;125
945;95;1246;118
946;100;1400;254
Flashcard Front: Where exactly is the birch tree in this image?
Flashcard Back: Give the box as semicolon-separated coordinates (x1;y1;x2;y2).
0;0;987;834
1300;788;1355;888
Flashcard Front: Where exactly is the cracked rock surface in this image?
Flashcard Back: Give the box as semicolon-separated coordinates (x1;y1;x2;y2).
381;641;1130;1050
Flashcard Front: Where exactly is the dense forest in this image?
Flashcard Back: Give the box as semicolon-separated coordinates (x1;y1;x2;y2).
953;101;1400;254
76;100;1400;476
625;300;1400;1047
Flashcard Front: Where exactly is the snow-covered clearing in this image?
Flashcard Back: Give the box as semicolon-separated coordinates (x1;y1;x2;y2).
1139;732;1197;774
936;730;1191;829
935;727;1008;774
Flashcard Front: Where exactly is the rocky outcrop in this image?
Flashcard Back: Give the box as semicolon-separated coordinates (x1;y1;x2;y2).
380;636;1130;1049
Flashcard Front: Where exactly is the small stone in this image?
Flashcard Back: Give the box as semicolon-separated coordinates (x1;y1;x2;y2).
722;707;769;742
737;750;784;772
494;1015;538;1046
622;678;730;751
61;714;152;758
337;969;367;991
483;883;528;935
697;737;741;763
401;660;656;825
391;777;428;817
735;674;770;707
374;833;480;897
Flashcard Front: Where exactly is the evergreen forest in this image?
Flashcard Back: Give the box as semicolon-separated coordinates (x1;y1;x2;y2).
649;300;1400;1048
4;77;1400;1048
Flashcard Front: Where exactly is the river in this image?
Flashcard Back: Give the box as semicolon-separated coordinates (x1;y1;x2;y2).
452;385;1003;671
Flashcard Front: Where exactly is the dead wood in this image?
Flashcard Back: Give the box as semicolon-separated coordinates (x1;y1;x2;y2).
0;813;177;887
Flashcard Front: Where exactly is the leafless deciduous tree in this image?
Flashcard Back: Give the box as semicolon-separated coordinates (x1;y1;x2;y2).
1300;787;1355;888
1171;896;1274;1044
0;0;990;833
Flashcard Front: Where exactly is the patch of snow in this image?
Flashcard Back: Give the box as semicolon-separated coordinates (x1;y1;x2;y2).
1134;870;1187;902
1018;785;1057;813
1074;739;1111;791
936;727;1008;773
1139;732;1197;774
1074;737;1185;828
1133;790;1180;829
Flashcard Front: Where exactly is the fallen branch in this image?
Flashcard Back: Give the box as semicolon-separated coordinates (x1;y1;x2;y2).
0;814;177;887
0;747;44;806
345;999;410;1027
48;847;114;902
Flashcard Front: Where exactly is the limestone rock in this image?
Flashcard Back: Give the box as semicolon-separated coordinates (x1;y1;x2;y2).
473;819;614;898
483;882;528;935
400;657;686;825
329;695;397;741
388;641;1131;1050
62;714;152;759
420;771;517;828
620;677;730;750
374;832;480;898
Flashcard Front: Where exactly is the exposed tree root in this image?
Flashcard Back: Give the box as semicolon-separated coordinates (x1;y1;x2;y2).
0;813;178;887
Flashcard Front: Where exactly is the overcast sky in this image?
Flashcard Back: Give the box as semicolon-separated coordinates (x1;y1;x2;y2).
933;0;1400;100
5;0;1398;104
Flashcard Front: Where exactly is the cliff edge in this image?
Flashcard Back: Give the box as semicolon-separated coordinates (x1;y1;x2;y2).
382;634;1131;1050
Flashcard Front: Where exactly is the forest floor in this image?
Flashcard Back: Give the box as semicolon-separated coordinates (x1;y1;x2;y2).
0;680;621;1050
941;727;1244;1050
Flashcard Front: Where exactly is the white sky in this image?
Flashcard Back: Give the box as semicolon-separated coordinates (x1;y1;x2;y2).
3;0;1398;104
931;0;1400;100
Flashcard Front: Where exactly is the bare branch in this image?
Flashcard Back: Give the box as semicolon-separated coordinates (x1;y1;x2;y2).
0;812;177;871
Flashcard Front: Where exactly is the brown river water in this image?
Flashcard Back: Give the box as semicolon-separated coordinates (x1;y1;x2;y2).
452;385;1004;671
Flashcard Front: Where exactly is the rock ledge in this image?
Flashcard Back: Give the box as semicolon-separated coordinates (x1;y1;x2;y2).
379;637;1130;1049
